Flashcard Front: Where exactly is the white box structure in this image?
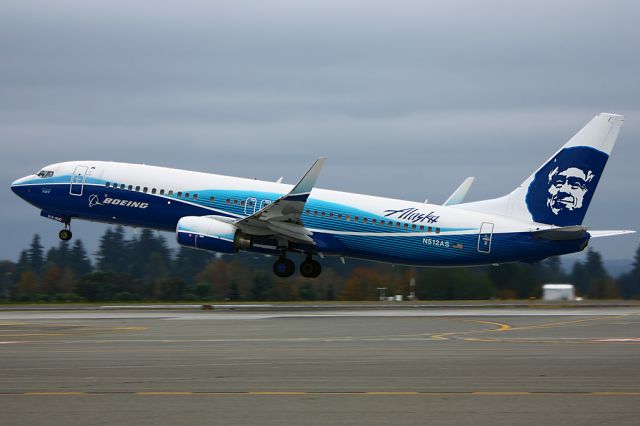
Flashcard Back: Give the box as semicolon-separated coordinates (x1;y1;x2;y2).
542;284;575;301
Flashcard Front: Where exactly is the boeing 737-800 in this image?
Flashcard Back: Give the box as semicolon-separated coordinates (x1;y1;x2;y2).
11;113;634;278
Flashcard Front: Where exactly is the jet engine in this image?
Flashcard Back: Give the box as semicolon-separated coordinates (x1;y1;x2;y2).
176;216;251;253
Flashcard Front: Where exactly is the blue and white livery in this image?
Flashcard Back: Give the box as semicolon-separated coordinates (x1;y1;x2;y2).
11;113;634;277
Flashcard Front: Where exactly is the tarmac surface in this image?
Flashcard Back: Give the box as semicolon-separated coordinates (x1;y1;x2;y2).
1;305;640;425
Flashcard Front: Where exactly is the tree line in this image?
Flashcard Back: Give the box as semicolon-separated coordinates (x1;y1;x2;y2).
0;226;638;302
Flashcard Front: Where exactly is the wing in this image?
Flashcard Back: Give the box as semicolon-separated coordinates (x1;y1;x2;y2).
443;177;475;206
588;230;636;238
234;157;326;244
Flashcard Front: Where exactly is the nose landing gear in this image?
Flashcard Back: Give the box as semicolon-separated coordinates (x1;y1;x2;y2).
59;220;72;241
59;229;73;241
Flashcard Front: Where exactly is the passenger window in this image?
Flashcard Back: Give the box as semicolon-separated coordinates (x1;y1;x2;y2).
121;184;125;189
233;199;238;205
420;225;424;231
143;187;148;193
404;223;409;229
428;226;432;233
372;219;377;224
346;215;351;221
396;222;401;228
363;218;368;224
329;212;334;218
105;182;110;187
226;199;230;205
354;216;359;222
160;189;165;195
210;196;215;202
193;194;198;200
185;192;190;198
338;214;342;219
412;224;416;230
314;210;318;216
168;190;174;196
135;186;140;191
240;200;245;206
306;209;311;215
321;211;325;217
152;188;157;194
380;220;385;225
177;192;182;197
128;185;133;191
436;228;441;234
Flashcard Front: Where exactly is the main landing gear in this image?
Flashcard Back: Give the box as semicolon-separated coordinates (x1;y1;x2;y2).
272;254;322;278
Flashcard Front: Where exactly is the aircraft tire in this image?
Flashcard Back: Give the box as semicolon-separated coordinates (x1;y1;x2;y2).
300;259;321;278
273;258;295;277
59;229;72;241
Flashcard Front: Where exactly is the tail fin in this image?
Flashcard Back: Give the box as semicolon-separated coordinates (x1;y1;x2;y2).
459;113;624;226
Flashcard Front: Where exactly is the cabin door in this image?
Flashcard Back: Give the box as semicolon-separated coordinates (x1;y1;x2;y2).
70;165;88;196
477;222;494;254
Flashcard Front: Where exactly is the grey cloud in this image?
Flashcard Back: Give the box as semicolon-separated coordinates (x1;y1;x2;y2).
1;0;639;260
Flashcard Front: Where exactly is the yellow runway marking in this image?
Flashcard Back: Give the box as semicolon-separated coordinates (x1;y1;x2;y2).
23;392;87;396
137;392;194;396
468;320;512;332
1;391;639;397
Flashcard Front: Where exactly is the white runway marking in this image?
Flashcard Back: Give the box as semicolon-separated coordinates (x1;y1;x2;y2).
0;308;639;321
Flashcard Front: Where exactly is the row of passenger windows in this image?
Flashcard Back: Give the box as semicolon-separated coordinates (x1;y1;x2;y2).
303;209;440;233
104;181;438;232
105;182;215;202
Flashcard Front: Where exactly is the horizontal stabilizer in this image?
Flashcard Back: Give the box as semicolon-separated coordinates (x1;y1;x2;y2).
589;230;636;238
443;177;475;206
533;226;588;241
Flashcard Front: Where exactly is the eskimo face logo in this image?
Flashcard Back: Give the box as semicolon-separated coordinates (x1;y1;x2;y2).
526;146;608;226
546;166;595;215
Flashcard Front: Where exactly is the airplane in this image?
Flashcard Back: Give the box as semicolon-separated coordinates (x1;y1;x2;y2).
11;113;634;278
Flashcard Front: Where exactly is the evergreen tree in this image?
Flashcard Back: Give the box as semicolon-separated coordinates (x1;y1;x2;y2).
69;239;92;277
0;260;15;300
28;234;45;275
13;250;29;282
618;244;640;299
96;226;129;273
128;229;171;281
172;246;213;284
487;264;537;299
298;281;317;301
226;280;240;301
570;261;589;296
250;272;273;301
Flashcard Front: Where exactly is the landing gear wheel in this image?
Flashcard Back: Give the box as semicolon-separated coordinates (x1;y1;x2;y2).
59;229;72;241
300;259;322;278
273;258;295;278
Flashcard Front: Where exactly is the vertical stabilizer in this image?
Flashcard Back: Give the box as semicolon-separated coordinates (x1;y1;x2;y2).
459;113;624;226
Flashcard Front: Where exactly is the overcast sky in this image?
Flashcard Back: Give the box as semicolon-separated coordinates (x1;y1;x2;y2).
1;0;638;263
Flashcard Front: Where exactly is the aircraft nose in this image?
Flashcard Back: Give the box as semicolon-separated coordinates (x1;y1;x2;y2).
11;176;29;194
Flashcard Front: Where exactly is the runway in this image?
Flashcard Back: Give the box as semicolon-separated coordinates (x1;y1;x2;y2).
1;306;639;425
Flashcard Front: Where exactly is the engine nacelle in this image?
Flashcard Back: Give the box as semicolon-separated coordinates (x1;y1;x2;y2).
176;216;250;253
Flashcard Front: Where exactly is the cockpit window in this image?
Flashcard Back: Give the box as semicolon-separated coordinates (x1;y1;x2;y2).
37;170;54;178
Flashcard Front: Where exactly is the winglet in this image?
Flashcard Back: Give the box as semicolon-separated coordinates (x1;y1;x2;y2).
282;157;326;203
443;177;475;206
